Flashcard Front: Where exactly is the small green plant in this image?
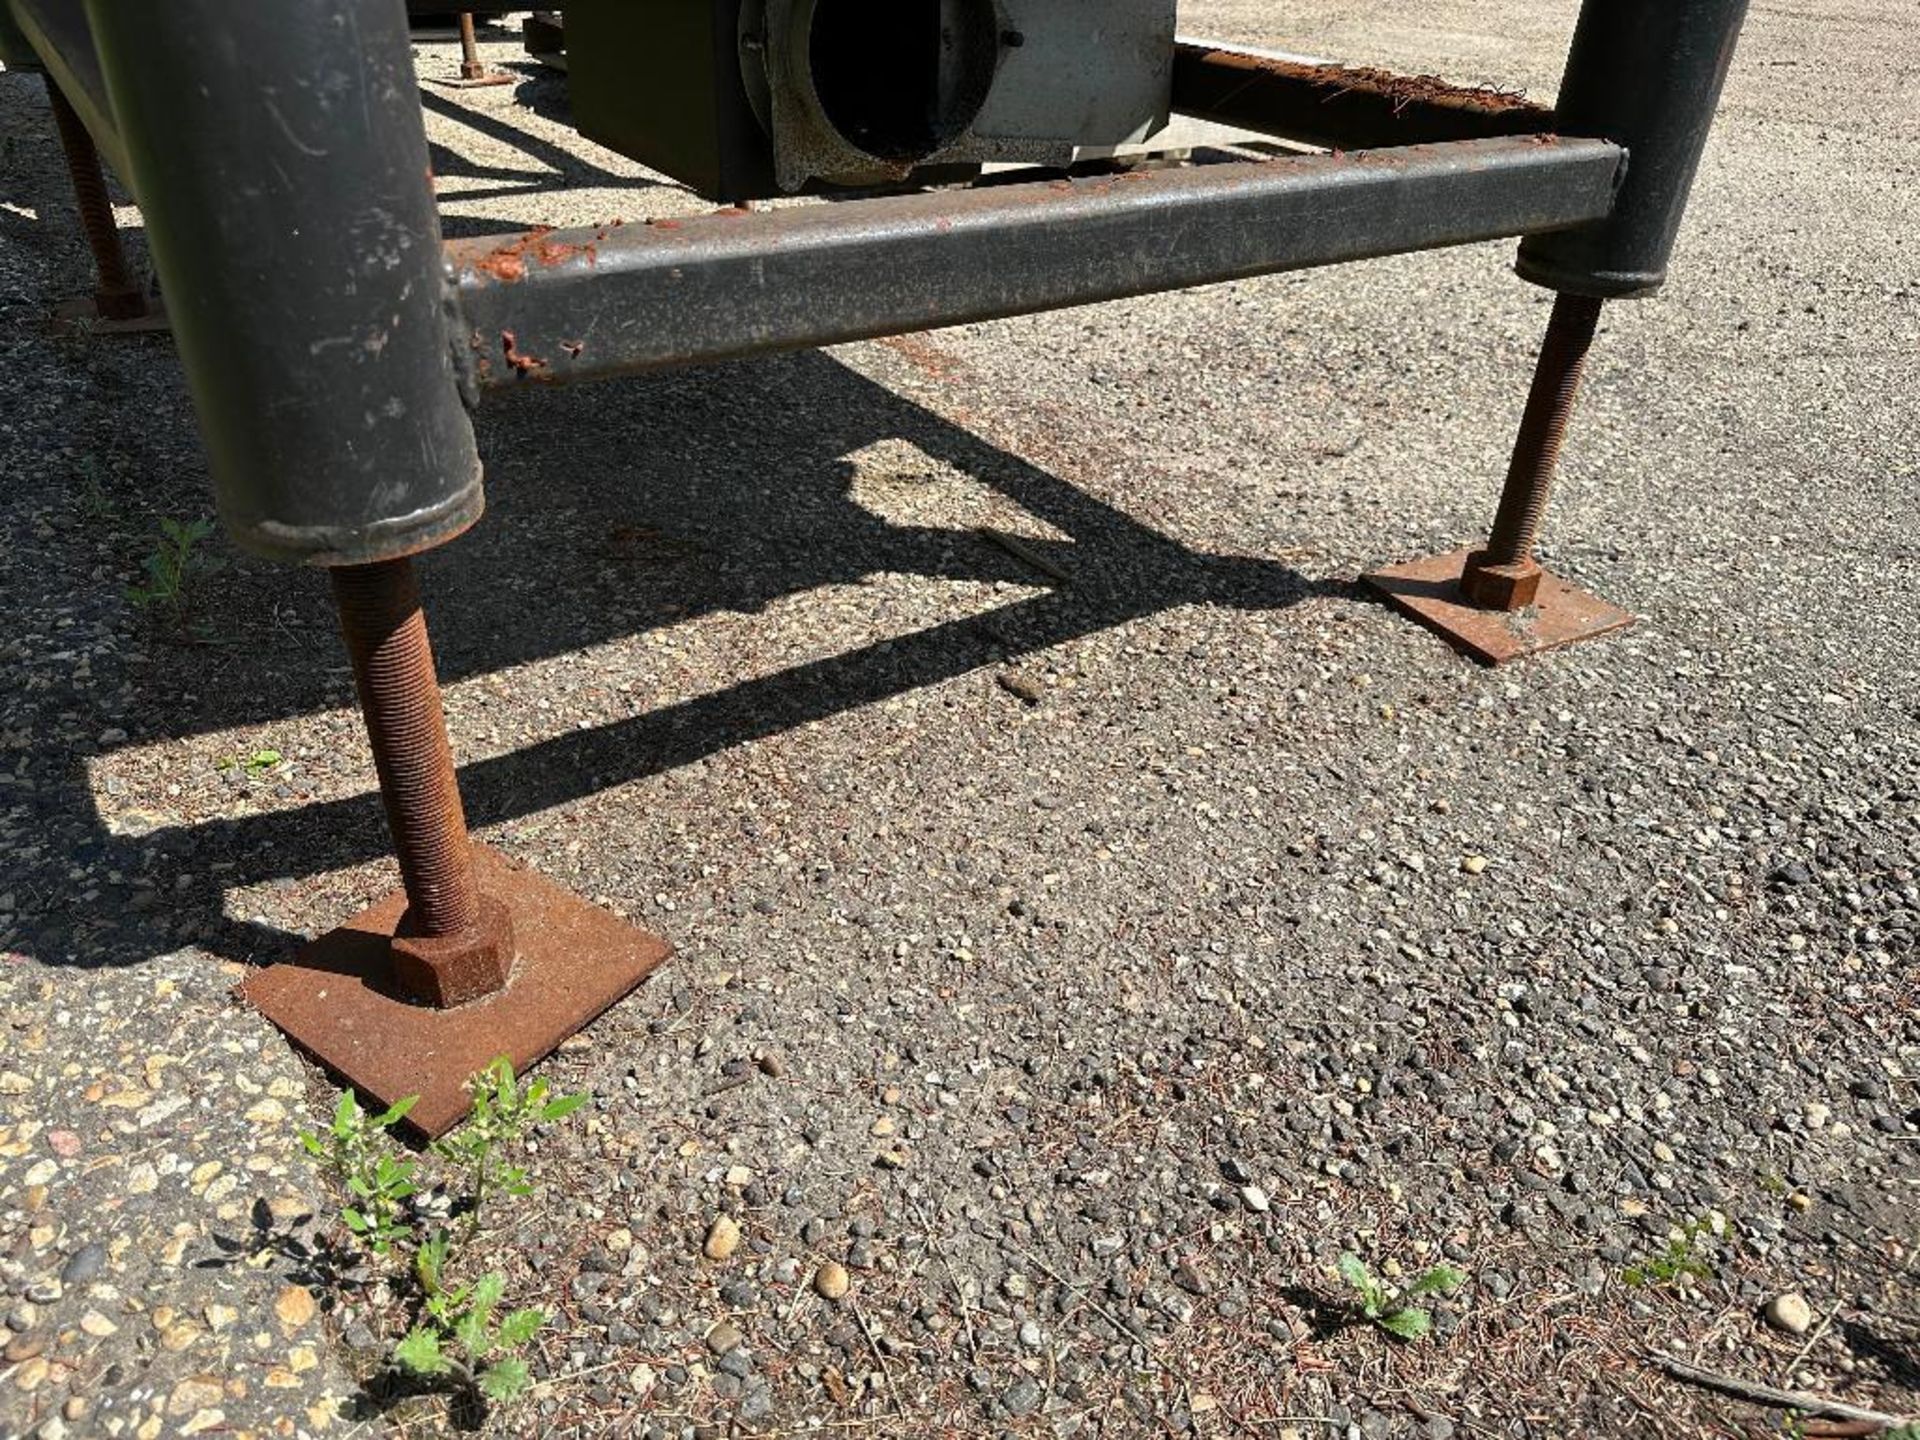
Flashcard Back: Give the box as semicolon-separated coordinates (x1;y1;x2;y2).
1623;1218;1717;1289
298;1091;420;1255
126;516;222;631
394;1232;545;1403
219;748;283;777
75;454;120;524
433;1057;586;1229
296;1059;586;1417
1336;1253;1466;1341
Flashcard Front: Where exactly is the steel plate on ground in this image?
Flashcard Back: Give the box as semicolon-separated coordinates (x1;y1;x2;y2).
1364;546;1636;665
239;844;670;1139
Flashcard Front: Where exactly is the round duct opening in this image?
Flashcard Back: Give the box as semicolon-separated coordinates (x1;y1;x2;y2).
805;0;1000;163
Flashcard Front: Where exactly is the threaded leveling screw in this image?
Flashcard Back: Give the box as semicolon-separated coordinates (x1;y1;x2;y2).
1462;292;1604;609
44;79;145;322
458;13;487;81
329;558;481;939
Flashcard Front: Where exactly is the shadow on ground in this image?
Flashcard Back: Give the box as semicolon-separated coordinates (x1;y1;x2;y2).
8;347;1343;973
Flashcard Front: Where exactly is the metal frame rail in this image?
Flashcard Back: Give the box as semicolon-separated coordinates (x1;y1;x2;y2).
2;0;1749;1133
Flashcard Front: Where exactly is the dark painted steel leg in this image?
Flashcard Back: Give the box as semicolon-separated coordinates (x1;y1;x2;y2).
1516;0;1751;299
84;0;666;1139
1367;0;1748;664
1460;293;1604;610
44;76;145;322
84;0;481;562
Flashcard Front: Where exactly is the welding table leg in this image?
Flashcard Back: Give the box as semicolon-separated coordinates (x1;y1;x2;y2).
1366;0;1749;664
86;0;667;1138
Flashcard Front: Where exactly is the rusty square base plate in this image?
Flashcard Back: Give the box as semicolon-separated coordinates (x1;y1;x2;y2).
427;73;515;88
1364;547;1635;666
239;845;669;1139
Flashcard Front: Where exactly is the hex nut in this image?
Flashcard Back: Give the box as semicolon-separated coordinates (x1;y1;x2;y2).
389;894;516;1008
1460;552;1544;611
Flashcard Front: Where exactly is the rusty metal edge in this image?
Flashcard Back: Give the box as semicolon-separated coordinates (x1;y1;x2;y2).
1172;42;1555;151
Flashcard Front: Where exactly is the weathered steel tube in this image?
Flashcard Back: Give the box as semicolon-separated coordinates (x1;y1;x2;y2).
8;0;129;178
451;135;1626;390
81;0;483;565
1516;0;1750;298
0;3;38;70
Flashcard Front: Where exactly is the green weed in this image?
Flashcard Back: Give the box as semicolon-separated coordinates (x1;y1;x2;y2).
1335;1253;1466;1341
394;1230;545;1403
298;1092;419;1255
218;748;284;778
432;1057;586;1230
74;454;120;524
1623;1217;1718;1288
126;516;222;632
294;1057;586;1417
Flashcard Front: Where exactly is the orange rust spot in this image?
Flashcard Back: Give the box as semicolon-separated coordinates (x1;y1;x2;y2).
879;334;966;384
471;225;556;284
533;236;597;268
501;330;547;376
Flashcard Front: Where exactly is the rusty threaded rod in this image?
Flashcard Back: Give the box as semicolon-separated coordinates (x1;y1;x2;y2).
1477;292;1605;569
43;78;145;322
330;558;481;939
458;13;487;80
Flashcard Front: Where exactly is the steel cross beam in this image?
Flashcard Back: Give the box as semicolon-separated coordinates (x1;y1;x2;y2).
446;135;1625;390
12;0;1749;1131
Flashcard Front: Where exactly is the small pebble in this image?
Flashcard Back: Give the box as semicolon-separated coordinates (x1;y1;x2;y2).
814;1262;850;1301
61;1244;106;1287
997;671;1044;705
1764;1293;1814;1335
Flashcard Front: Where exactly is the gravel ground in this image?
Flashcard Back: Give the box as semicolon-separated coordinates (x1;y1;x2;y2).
3;5;1918;1438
